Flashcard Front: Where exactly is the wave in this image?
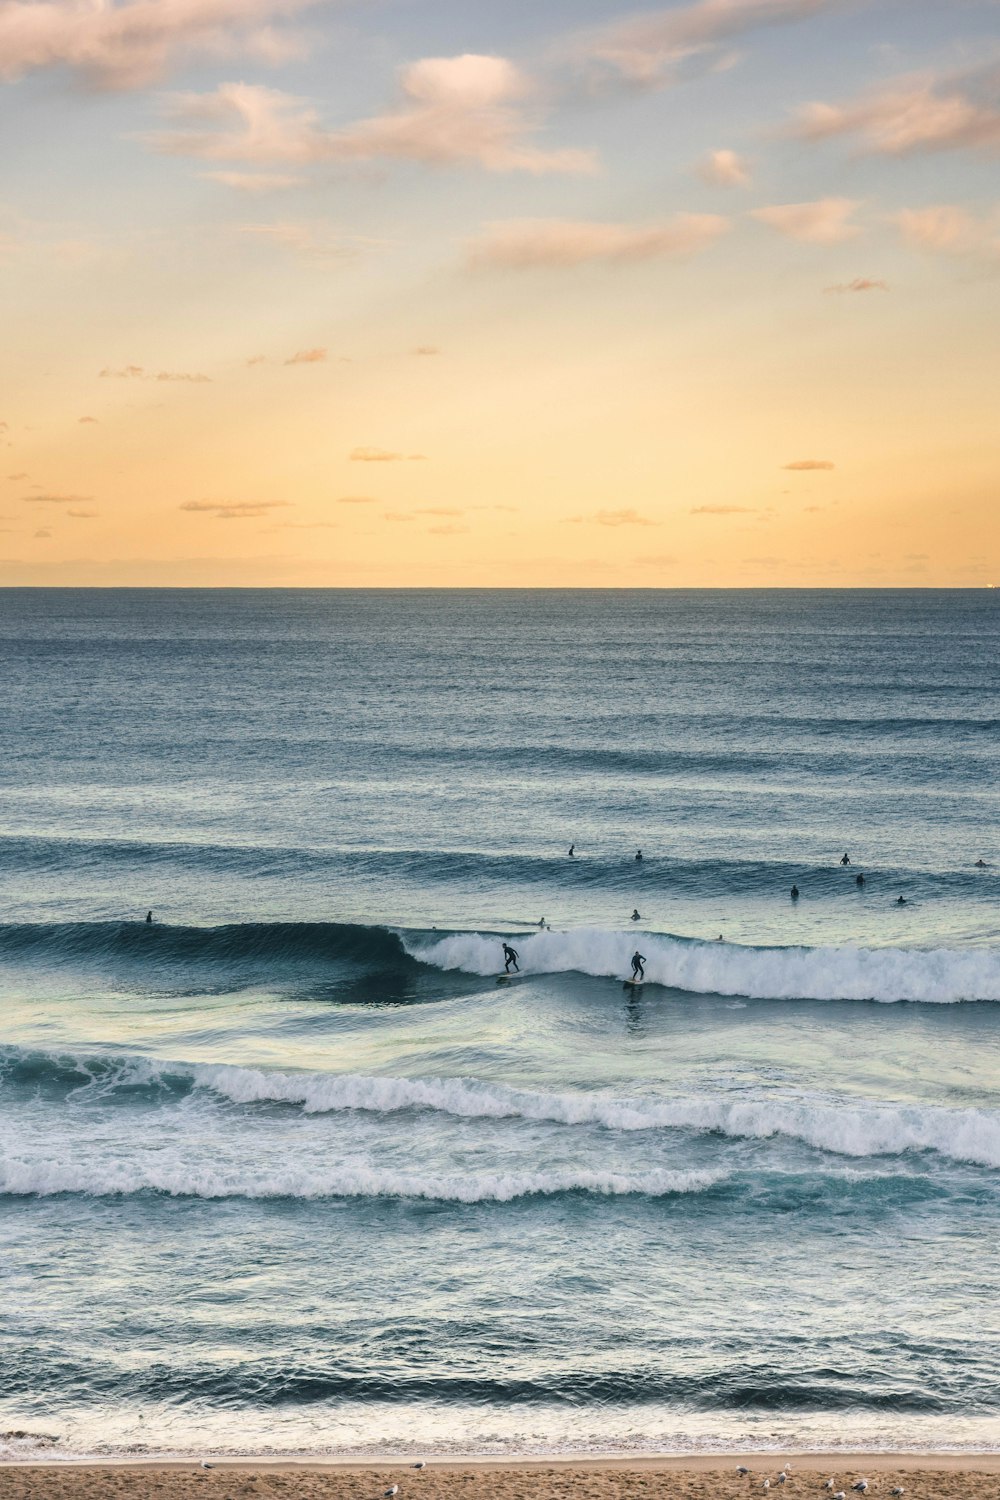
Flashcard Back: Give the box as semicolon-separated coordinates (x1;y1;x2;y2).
3;919;999;1005
408;927;1000;1004
4;1046;999;1169
0;1158;723;1203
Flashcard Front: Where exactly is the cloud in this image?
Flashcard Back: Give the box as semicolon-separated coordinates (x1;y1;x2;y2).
382;511;414;521
7;472;28;480
752;197;861;243
416;507;462;517
33;528;52;539
595;508;657;527
22;492;94;504
283;347;326;364
0;0;321;88
152;58;598;175
350;447;425;462
202;171;302;192
67;508;99;518
99;365;210;381
336;495;376;504
783;460;834;470
894;204;1000;260
572;0;847;89
180;499;290;518
468;213;730;269
825;277;887;293
78;415;100;423
413;345;440;356
697;148;750;186
795;64;1000;158
691;504;755;514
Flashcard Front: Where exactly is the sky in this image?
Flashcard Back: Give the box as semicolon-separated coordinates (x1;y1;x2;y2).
1;0;999;586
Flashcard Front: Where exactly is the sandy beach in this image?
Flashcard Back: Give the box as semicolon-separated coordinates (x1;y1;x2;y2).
2;1458;999;1500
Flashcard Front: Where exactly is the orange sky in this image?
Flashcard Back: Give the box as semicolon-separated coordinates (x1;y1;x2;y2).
2;0;999;585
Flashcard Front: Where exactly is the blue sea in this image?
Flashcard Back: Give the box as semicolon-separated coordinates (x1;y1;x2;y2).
1;588;998;1461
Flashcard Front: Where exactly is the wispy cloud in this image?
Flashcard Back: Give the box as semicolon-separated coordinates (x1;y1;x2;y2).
894;204;1000;260
413;345;440;356
202;171;302;192
67;508;99;518
565;508;658;526
283;347;326;365
350;447;426;461
417;507;464;517
825;277;887;293
22;492;94;504
336;495;376;504
783;459;834;470
570;0;847;89
153;58;598;175
180;499;290;518
78;415;100;423
795;64;1000;157
99;365;211;382
691;504;755;514
0;0;319;88
468;214;729;269
697;148;750;186
752;198;861;243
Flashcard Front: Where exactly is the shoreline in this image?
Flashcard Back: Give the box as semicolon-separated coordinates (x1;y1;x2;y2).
5;1453;1000;1471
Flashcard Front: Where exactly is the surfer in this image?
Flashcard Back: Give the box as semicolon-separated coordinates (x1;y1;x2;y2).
975;859;988;868
895;896;907;906
568;844;575;857
631;908;641;922
790;885;800;900
502;942;519;974
145;910;153;924
855;873;865;888
635;849;643;862
630;951;646;982
538;917;546;929
840;853;851;865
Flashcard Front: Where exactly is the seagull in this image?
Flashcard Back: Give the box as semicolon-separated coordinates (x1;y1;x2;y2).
853;1483;869;1493
778;1475;787;1485
834;1491;846;1498
413;1464;427;1472
825;1482;835;1491
737;1468;751;1477
385;1488;399;1497
763;1481;770;1490
200;1462;215;1471
891;1489;904;1495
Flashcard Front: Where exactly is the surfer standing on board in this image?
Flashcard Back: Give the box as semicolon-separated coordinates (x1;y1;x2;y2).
502;943;519;974
630;951;646;982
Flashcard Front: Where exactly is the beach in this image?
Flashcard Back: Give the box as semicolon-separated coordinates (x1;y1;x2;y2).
3;1458;1000;1500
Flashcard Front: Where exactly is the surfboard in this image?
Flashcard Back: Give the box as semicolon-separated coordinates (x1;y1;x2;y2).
623;978;644;988
496;974;518;985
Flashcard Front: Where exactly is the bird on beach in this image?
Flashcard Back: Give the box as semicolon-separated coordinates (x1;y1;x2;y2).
778;1474;788;1485
890;1489;904;1495
763;1480;770;1490
200;1462;214;1471
737;1467;751;1477
413;1463;427;1471
833;1491;846;1498
384;1488;399;1497
824;1481;835;1491
852;1482;869;1493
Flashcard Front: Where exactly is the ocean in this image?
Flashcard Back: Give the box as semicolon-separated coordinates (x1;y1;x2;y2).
1;588;998;1461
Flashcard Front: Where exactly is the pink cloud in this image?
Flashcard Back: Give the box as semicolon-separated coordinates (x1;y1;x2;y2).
22;492;94;504
691;504;756;514
468;213;730;269
283;347;326;365
153;58;598;175
752;198;861;243
783;460;834;471
350;447;426;462
0;0;321;88
796;65;1000;157
825;277;887;293
697;148;750;187
180;499;290;518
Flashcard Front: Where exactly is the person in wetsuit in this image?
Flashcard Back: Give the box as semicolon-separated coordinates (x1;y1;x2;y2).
145;910;153;924
502;942;519;973
855;873;865;888
631;908;641;922
790;885;800;900
896;896;907;906
568;844;575;857
841;853;851;866
635;849;643;862
631;951;646;981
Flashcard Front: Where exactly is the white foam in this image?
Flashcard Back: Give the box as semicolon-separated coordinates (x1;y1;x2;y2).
405;928;1000;1004
0;1158;722;1203
192;1066;1000;1169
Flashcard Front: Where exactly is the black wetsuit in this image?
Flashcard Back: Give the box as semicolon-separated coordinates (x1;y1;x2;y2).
631;952;646;981
503;944;519;973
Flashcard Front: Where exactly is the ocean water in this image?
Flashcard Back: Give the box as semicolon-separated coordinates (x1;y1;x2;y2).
1;587;998;1461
